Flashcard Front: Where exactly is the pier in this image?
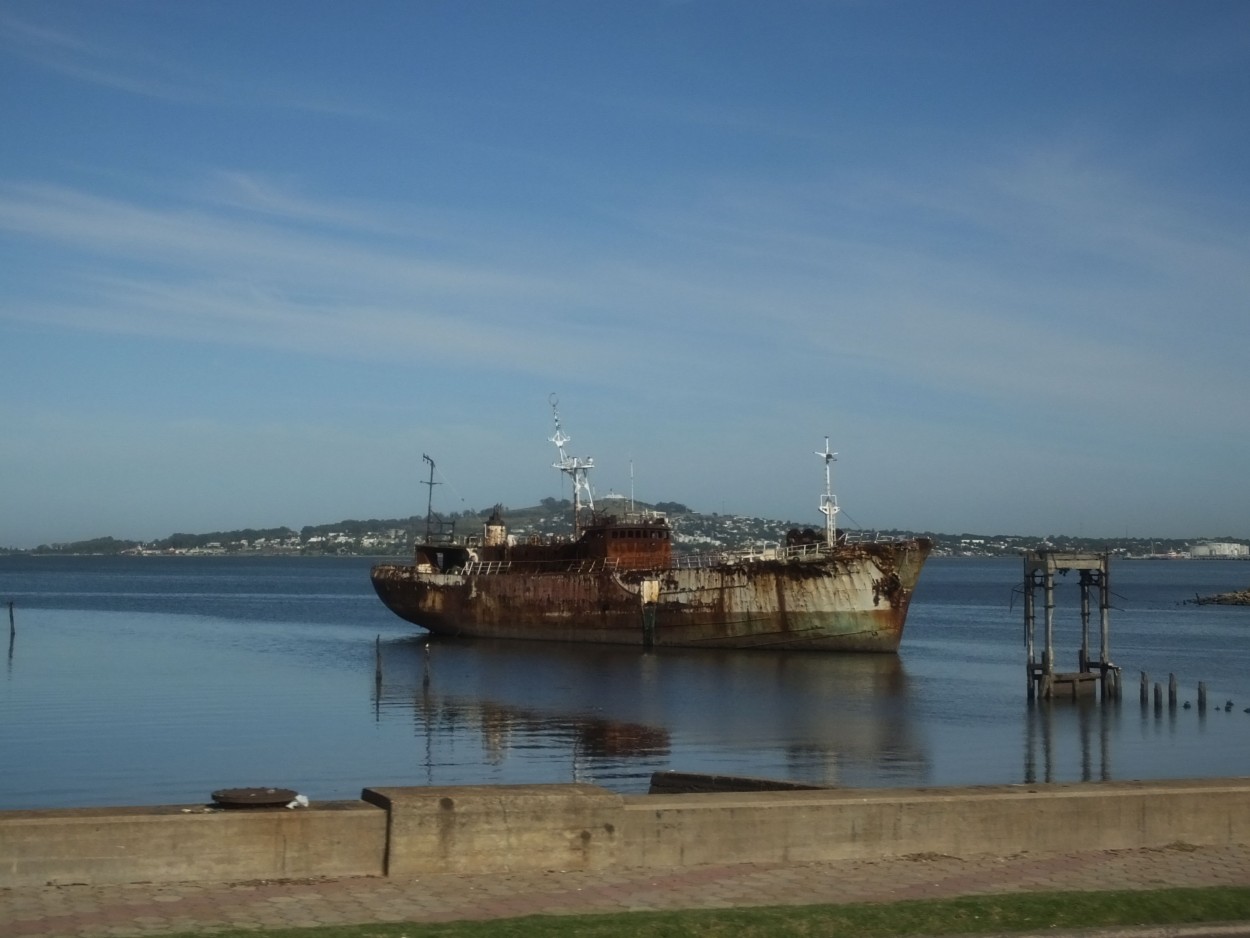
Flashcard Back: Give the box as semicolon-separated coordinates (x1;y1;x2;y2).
1023;550;1122;701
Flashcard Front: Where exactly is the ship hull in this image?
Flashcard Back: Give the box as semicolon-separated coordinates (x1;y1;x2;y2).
371;538;930;653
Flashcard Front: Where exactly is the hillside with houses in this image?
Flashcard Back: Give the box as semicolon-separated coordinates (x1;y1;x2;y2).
5;499;1244;561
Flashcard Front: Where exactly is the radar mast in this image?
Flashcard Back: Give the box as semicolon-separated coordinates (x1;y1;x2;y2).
549;394;595;536
421;453;441;541
817;436;839;547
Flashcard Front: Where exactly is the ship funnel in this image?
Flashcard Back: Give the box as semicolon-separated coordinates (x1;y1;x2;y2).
483;504;507;547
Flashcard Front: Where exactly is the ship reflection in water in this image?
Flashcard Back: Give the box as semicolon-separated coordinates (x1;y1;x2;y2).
372;637;931;792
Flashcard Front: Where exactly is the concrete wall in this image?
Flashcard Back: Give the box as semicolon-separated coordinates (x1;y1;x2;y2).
4;778;1250;887
363;784;622;875
618;778;1250;867
0;801;386;887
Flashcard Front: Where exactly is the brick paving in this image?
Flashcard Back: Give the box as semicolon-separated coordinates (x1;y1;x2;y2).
3;843;1250;937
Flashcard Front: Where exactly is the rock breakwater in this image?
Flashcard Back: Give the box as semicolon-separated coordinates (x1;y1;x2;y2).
1191;589;1250;605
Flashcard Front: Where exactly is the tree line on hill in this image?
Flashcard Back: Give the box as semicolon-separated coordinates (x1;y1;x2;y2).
1;504;1240;559
8;521;416;556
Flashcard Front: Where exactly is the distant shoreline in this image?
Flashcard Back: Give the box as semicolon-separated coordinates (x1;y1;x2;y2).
4;512;1249;562
5;550;1250;567
1192;589;1250;606
0;551;409;560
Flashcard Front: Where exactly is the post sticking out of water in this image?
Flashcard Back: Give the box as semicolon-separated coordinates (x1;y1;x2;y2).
374;635;382;687
1154;682;1162;714
1140;671;1149;707
1168;673;1178;709
7;601;12;640
1079;570;1092;672
1198;682;1208;712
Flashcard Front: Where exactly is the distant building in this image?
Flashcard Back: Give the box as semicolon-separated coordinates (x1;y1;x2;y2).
1190;541;1250;559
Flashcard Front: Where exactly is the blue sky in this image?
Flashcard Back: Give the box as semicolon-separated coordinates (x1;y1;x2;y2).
3;1;1249;548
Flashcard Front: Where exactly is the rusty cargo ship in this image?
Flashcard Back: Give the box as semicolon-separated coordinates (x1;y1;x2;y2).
371;404;930;652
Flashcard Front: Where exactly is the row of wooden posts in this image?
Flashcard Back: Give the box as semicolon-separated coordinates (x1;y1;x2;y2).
1141;671;1211;711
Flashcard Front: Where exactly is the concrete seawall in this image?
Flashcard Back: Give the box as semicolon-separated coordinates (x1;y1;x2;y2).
0;801;387;886
3;778;1249;887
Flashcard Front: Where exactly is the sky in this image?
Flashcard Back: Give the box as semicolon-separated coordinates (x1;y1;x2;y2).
2;1;1249;548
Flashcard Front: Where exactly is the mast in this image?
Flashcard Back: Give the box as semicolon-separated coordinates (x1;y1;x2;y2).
549;394;595;536
816;436;839;547
421;453;441;541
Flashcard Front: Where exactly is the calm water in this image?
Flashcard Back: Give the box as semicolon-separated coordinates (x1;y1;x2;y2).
2;554;1249;810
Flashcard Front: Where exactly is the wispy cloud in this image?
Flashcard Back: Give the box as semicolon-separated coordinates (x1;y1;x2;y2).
597;143;1250;430
205;172;411;234
3;135;1248;448
1;11;211;102
0;179;677;382
0;11;386;118
0;181;550;300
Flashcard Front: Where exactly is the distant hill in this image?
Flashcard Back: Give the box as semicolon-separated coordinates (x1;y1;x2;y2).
2;504;1239;560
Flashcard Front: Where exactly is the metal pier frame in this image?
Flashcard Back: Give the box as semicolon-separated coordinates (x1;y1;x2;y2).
1023;550;1122;701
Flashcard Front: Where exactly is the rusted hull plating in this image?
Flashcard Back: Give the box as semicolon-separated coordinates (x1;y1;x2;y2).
371;538;931;652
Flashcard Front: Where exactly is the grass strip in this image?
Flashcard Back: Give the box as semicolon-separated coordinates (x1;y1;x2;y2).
129;885;1250;938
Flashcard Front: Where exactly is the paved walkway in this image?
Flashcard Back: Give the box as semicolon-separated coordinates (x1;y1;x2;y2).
4;843;1250;938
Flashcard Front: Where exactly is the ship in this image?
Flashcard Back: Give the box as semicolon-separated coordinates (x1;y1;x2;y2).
370;401;931;652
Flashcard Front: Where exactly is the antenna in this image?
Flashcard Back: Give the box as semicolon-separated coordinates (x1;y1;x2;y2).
421;453;442;542
816;436;839;547
548;394;595;536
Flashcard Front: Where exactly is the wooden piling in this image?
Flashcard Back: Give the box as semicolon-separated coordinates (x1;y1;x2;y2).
1154;682;1163;713
1140;671;1149;707
7;600;13;639
1198;682;1208;712
1168;673;1178;709
1103;666;1120;702
374;635;382;686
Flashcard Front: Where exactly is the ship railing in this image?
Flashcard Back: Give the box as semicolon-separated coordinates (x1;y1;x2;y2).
460;560;513;575
673;541;840;567
842;530;915;544
459;558;622;576
673;543;791;568
574;558;620;573
782;542;827;560
670;552;714;569
671;532;919;568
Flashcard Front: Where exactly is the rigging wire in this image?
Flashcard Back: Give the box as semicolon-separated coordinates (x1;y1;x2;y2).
424;456;466;513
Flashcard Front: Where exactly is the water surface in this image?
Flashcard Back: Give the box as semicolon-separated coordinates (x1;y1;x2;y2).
2;554;1248;809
